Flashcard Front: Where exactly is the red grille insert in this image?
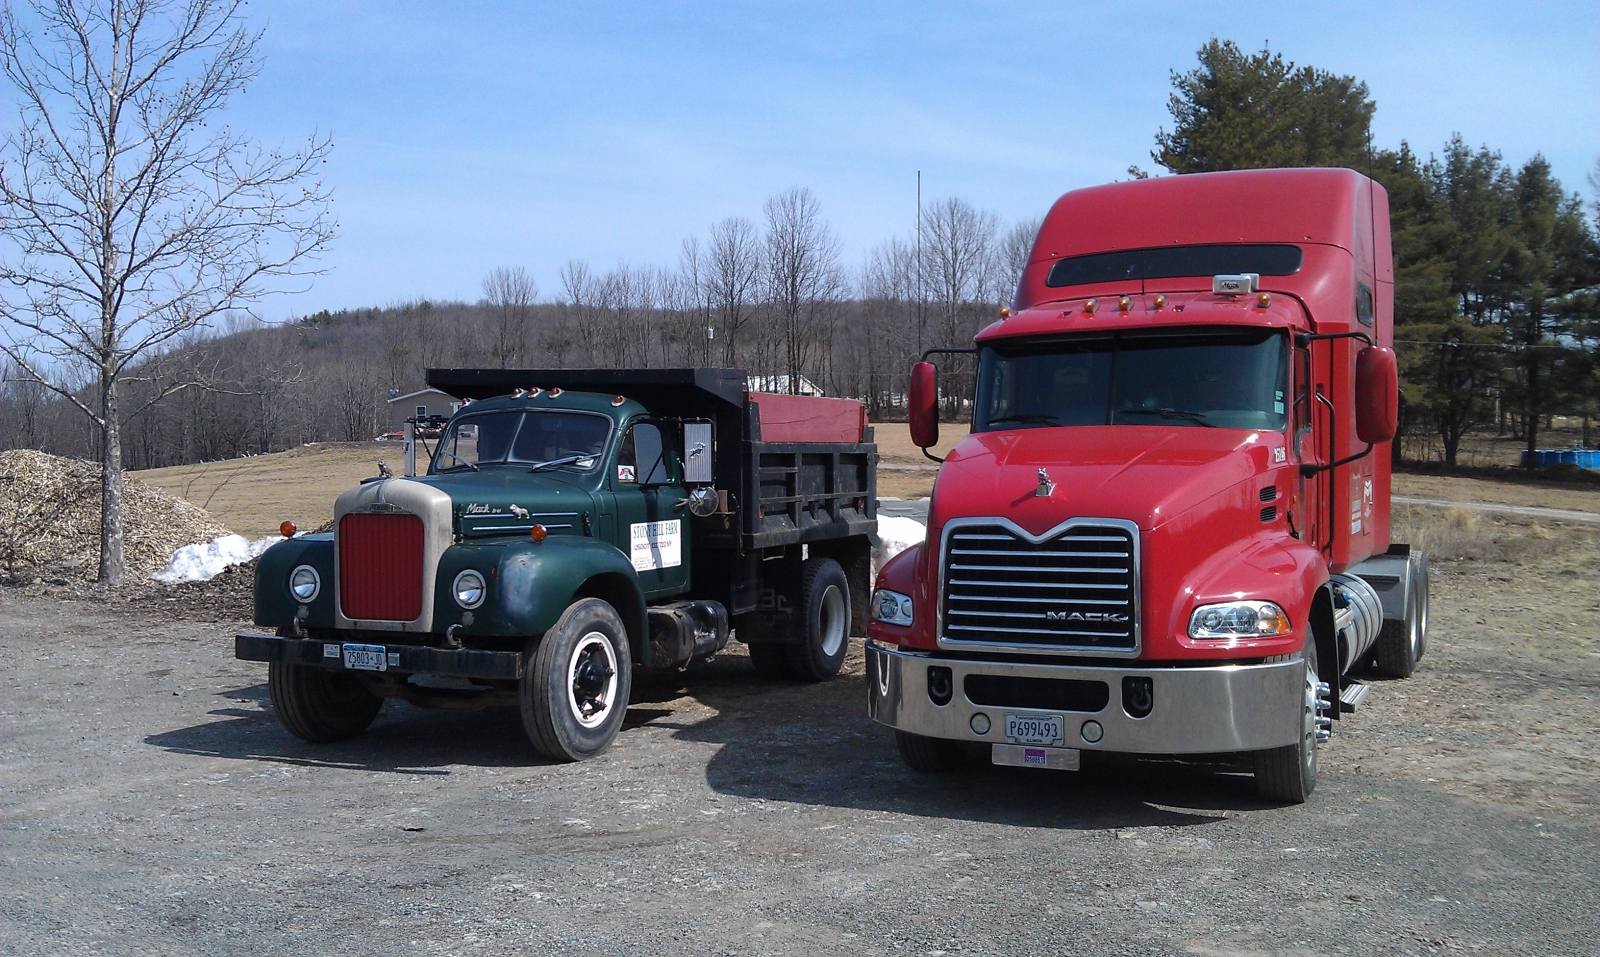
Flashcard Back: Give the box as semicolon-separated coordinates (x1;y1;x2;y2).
338;512;424;621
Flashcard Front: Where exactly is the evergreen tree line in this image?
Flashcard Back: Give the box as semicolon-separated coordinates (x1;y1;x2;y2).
4;40;1595;471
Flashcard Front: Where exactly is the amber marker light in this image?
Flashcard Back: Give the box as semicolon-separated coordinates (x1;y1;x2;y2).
280;521;297;538
530;524;548;543
1084;298;1098;314
1154;295;1167;309
998;306;1011;319
549;387;563;397
1118;296;1132;311
612;395;625;406
1257;293;1272;308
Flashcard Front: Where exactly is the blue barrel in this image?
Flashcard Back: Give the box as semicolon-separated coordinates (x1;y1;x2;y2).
1522;448;1599;470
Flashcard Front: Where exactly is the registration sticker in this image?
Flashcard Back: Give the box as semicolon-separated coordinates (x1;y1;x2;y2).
992;743;1080;771
630;520;682;571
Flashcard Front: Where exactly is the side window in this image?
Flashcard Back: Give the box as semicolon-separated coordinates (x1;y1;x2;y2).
1356;282;1374;327
616;423;670;484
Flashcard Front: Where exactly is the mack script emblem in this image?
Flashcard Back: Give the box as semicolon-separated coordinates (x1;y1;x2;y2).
1046;611;1129;623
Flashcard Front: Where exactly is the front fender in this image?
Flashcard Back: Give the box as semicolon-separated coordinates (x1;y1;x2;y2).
868;542;936;648
432;537;644;641
253;534;336;628
1159;530;1328;659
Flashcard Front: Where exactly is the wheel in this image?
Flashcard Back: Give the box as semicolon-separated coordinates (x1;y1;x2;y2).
747;642;791;680
521;598;632;761
267;662;383;743
1252;638;1321;803
784;557;851;682
1375;553;1428;678
895;730;963;772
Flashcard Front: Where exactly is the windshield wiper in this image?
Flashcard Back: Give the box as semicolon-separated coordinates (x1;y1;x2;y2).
1115;408;1217;427
439;449;480;471
529;454;594;473
986;413;1061;426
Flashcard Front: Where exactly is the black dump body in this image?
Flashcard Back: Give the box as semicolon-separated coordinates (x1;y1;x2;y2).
428;368;877;620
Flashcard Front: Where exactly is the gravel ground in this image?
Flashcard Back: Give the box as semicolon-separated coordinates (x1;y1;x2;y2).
2;529;1596;957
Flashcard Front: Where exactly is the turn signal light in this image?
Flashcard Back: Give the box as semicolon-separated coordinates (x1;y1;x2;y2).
279;521;297;538
530;524;548;543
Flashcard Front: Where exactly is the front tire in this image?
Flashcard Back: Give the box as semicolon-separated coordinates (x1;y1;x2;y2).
1253;638;1320;803
785;557;851;682
521;598;632;762
268;662;383;743
895;730;964;772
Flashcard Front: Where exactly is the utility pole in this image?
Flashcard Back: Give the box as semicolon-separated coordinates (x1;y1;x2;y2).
916;170;924;358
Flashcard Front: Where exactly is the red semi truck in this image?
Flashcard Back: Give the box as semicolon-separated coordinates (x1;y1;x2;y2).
866;168;1429;802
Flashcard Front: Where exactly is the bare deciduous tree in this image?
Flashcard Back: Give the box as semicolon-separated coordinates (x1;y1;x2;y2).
0;0;334;582
997;215;1043;301
704;217;761;367
763;187;843;394
481;266;538;367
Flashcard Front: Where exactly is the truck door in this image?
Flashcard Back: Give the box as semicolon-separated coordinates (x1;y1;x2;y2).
612;420;691;598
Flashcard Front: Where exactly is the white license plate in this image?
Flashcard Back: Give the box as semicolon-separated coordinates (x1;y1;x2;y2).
341;643;387;672
1004;711;1065;746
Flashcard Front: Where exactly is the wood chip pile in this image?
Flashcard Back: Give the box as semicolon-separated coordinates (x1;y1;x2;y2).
0;449;232;581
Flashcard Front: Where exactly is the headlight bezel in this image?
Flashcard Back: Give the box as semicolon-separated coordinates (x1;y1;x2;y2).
288;564;321;603
1188;600;1292;639
870;587;914;627
452;569;487;610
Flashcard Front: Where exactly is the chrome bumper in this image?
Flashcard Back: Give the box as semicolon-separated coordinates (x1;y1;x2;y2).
866;641;1304;754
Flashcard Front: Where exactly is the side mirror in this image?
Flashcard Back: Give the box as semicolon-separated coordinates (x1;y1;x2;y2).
1354;346;1398;444
909;361;939;448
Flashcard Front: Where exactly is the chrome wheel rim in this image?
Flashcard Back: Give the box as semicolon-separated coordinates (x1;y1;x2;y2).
819;584;847;658
1302;645;1320;775
567;632;618;729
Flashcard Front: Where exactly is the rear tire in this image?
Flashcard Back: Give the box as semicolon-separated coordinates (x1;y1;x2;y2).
268;662;383;743
785;557;851;682
1375;552;1428;678
747;642;791;680
1253;638;1320;803
895;730;963;772
521;598;632;762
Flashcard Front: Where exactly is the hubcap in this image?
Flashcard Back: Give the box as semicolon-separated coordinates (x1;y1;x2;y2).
818;584;847;658
1302;647;1322;773
567;632;618;729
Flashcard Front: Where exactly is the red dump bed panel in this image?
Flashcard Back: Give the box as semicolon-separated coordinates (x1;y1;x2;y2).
339;513;424;621
747;392;866;444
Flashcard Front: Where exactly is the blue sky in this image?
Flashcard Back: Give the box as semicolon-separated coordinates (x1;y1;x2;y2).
228;1;1598;318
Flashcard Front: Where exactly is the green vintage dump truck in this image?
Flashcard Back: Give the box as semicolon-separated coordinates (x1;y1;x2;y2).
237;368;877;760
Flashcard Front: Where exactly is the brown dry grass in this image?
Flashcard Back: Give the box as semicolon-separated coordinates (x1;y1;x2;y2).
1389;503;1575;563
132;442;391;537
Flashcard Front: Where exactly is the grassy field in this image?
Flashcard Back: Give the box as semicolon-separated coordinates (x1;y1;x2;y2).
132;422;1592;537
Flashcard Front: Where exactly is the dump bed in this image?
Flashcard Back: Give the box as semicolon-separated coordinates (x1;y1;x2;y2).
427;368;877;552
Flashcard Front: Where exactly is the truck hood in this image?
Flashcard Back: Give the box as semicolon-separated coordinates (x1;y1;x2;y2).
929;425;1286;534
405;469;596;535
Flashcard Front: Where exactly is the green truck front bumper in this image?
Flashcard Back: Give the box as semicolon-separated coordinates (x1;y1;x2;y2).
235;634;524;681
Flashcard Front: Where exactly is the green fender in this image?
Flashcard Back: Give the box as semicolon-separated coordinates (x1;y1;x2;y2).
432;537;651;666
253;534;336;628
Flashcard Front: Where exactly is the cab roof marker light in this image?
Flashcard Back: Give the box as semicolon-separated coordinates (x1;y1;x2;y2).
1153;294;1167;309
611;395;625;406
1257;293;1272;308
1118;296;1132;311
1084;298;1098;314
549;387;563;397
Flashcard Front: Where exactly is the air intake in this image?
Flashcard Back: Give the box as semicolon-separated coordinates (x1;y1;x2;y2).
339;512;424;621
1260;486;1279;502
1260;506;1277;522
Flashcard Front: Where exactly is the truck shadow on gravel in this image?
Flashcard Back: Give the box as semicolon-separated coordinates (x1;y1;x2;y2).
636;652;1280;831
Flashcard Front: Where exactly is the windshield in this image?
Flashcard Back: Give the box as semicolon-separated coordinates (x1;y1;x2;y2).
432;410;612;472
974;328;1288;432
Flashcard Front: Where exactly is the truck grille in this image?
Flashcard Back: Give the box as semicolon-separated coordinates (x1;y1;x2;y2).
941;520;1138;652
338;512;424;621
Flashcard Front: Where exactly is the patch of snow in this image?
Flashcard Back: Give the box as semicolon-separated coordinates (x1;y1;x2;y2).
873;516;927;579
153;534;283;583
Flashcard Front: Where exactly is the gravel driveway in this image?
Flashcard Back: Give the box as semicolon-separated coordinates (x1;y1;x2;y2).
2;546;1596;956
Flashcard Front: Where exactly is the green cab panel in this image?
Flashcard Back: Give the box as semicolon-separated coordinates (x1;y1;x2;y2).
253;534;336;628
431;535;647;647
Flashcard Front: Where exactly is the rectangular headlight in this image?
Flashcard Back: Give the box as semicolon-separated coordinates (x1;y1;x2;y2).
871;588;914;627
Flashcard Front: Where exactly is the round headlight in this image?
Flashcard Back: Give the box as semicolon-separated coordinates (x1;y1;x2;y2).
452;569;486;609
288;565;320;602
